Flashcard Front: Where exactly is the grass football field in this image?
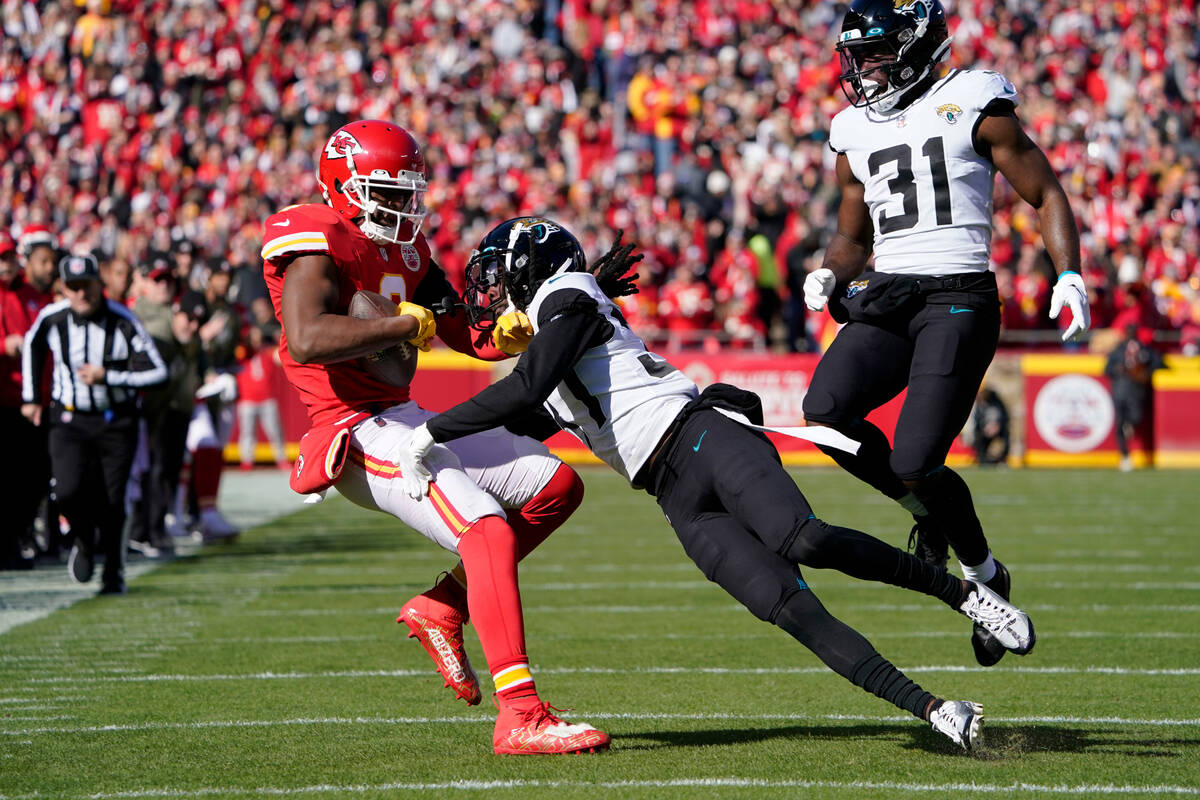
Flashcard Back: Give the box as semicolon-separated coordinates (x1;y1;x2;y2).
2;468;1198;799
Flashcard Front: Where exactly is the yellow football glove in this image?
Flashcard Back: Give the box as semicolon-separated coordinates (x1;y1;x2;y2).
492;309;533;355
396;301;437;352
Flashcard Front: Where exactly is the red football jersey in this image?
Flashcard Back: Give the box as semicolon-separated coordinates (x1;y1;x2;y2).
261;203;435;427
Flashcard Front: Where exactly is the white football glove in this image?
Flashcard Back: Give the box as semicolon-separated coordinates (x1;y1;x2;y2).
399;422;435;500
804;268;836;312
1048;271;1091;342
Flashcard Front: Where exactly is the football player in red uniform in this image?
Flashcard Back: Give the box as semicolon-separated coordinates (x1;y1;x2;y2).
261;120;608;755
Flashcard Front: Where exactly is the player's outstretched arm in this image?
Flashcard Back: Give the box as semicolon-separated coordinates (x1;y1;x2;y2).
281;254;423;364
806;154;872;312
400;306;609;498
984;113;1090;340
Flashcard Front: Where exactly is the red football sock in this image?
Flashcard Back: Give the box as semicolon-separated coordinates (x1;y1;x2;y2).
457;515;539;707
434;466;582;621
511;463;584;561
192;447;224;511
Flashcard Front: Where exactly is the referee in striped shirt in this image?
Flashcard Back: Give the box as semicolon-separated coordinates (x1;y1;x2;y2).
21;254;168;594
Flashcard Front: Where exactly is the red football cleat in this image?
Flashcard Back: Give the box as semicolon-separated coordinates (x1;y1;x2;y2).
493;701;610;755
398;594;481;706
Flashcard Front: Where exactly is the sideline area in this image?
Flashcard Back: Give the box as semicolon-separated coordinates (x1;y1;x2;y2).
0;468;305;635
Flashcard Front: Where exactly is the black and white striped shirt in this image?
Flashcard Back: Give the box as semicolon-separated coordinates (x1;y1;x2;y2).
22;299;168;413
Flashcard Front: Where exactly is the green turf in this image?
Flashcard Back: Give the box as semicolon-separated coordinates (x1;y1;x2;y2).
3;468;1199;799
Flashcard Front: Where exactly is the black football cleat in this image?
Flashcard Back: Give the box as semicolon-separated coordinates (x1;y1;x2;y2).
908;519;949;571
68;539;94;584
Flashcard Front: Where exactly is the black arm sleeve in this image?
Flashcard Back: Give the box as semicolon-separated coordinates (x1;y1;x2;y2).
425;291;611;443
411;259;462;316
502;406;564;442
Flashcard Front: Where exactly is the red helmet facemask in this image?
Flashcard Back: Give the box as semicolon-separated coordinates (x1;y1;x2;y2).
316;120;429;245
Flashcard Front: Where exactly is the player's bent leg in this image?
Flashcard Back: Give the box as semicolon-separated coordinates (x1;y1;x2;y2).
773;583;984;750
802;321;913;501
450;426;578;560
895;303;1000;573
901;467;989;568
509;463;583;561
659;445;980;749
902;466;1013;665
661;412;966;609
456;516;609;755
337;411;508;704
784;516;967;607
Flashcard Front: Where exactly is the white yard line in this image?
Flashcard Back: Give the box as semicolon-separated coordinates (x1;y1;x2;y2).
0;777;1196;799
17;664;1200;687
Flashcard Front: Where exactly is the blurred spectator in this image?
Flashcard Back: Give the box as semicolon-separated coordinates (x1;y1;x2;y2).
776;212;822;352
235;326;288;471
0;232;38;568
658;263;714;349
247;296;282;344
101;254;133;304
970;386;1011;467
128;270;203;554
179;261;242;540
1109;255;1165;333
200;261;242;370
5;225;60;561
15;226;59;316
1104;325;1164;472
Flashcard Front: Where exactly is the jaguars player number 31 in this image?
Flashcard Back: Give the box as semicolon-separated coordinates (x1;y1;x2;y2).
801;0;1090;669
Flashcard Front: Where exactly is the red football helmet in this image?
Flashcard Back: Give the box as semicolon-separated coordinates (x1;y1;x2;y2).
316;120;428;245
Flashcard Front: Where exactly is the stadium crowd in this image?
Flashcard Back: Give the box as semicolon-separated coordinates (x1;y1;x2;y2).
0;0;1197;355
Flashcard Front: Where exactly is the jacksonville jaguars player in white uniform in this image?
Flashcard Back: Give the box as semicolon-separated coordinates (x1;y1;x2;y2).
801;0;1090;667
398;216;1038;750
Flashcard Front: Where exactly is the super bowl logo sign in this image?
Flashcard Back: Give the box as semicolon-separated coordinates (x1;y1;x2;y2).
1032;374;1115;453
936;103;963;124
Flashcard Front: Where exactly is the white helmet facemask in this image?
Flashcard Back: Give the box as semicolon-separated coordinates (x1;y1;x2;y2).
340;153;428;245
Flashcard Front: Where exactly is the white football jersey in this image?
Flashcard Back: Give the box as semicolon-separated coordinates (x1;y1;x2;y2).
829;68;1019;276
526;271;698;483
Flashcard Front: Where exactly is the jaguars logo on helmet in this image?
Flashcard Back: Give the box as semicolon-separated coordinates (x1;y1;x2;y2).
463;217;587;330
836;0;951;113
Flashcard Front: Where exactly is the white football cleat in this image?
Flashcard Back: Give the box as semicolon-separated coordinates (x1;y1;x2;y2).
959;580;1035;655
930;700;983;750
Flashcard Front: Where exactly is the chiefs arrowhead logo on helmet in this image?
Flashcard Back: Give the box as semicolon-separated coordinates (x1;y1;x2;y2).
324;131;364;161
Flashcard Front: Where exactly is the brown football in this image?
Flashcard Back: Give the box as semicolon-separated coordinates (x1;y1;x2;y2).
347;289;418;387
